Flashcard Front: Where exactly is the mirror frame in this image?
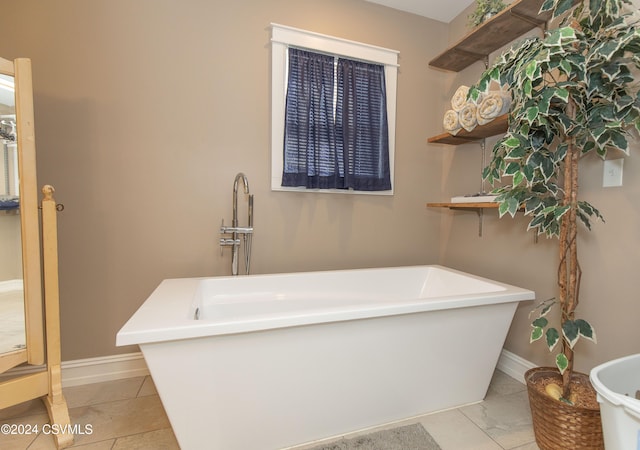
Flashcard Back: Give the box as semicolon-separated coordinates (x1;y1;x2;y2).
0;57;44;373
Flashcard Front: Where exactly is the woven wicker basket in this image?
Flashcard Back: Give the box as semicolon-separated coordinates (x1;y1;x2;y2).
525;367;603;450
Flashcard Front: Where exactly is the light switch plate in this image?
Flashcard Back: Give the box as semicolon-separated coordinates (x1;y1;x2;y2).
603;158;624;187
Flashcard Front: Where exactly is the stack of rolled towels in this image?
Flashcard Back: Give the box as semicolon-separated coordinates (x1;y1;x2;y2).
443;85;511;135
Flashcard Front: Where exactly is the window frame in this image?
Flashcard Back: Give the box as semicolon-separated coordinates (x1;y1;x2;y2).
271;23;399;195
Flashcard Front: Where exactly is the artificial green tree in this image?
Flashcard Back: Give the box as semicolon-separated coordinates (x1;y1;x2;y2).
470;0;640;399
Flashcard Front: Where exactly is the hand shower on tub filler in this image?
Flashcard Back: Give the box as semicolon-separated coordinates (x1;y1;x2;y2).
220;172;253;275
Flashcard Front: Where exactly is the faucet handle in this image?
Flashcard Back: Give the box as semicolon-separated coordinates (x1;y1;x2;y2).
219;219;225;255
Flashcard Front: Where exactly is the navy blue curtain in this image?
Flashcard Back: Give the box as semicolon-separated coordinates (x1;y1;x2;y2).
282;48;391;191
336;58;391;191
282;48;339;189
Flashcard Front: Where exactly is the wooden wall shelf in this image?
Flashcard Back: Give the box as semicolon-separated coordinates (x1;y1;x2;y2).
427;202;502;236
427;202;499;209
428;114;508;145
429;0;556;72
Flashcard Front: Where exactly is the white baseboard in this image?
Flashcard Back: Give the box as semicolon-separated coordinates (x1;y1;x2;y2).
2;348;533;389
60;352;149;387
1;352;149;388
497;348;537;384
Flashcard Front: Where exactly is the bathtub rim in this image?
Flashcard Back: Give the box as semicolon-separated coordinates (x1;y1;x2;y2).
116;265;535;347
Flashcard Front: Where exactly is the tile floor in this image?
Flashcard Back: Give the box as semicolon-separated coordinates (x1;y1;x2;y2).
0;369;539;449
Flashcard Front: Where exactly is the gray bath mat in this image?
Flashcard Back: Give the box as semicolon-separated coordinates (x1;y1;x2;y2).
307;423;441;450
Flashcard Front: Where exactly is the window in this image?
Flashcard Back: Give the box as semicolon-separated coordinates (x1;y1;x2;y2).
271;24;398;195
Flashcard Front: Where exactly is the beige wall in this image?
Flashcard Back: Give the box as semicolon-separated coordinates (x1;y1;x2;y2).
0;0;448;360
439;3;640;373
2;1;638;373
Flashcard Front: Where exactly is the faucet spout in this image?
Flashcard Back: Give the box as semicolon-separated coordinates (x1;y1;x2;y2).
232;173;249;227
223;173;253;276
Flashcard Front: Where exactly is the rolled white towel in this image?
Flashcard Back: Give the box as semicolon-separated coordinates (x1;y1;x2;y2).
443;110;462;135
451;85;470;112
459;103;478;132
477;90;511;125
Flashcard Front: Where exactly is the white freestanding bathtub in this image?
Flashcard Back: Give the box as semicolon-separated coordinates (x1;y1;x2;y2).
117;265;534;450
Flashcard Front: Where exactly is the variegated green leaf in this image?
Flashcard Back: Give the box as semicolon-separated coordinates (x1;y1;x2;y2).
477;76;490;93
540;302;555;316
546;327;560;352
576;319;597;343
513;171;525;187
609;131;629;154
489;67;500;82
506;197;520;216
498;201;511;217
503;136;521;148
592;40;624;61
562;320;580;348
546;29;562;47
527;213;546;231
559;26;576;41
540;0;556;12
540;157;554;181
532;317;548;328
505;162;520;175
507;146;526;159
526;106;539;124
553;87;569;103
589;0;603;13
556;353;569;374
554;143;568;162
554;205;571;220
558;60;572;77
524;61;538;80
553;0;575;18
469;87;482;103
531;326;544;343
525;196;541;214
602;62;622;81
523;164;535;183
540;205;556;216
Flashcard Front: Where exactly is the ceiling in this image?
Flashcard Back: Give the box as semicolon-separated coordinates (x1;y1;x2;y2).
364;0;476;23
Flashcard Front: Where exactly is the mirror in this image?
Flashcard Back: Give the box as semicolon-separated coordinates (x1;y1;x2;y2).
0;73;25;356
0;57;44;374
0;58;73;446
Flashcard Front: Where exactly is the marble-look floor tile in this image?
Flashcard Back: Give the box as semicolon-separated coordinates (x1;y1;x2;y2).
69;395;171;447
136;376;158;397
420;408;503;450
112;427;179;449
0;397;48;421
1;369;540;450
512;441;541;450
64;376;146;408
460;389;536;449
486;370;527;398
0;413;49;450
69;440;116;449
27;432;69;450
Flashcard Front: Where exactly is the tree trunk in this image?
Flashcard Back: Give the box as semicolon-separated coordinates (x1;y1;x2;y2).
559;100;580;399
